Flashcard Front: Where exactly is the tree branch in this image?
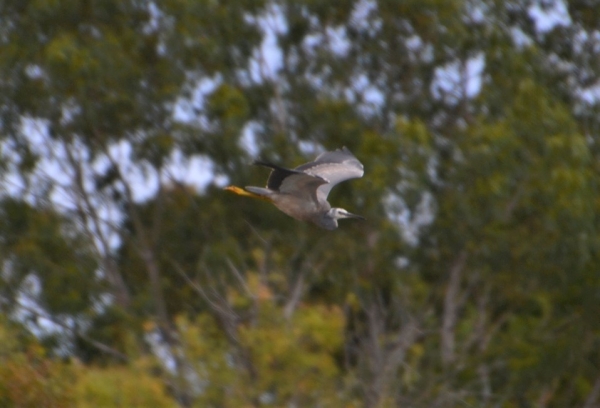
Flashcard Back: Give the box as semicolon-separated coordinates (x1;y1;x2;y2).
15;299;128;362
441;249;468;365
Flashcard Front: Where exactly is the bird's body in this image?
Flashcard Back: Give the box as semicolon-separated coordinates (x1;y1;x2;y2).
225;147;364;230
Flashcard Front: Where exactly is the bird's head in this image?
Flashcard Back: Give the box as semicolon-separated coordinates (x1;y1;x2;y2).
329;208;365;220
320;208;365;230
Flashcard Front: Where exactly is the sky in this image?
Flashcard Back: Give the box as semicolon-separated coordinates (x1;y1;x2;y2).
3;0;593;354
4;0;585;254
6;0;581;223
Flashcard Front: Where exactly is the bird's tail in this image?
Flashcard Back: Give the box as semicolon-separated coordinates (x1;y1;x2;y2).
223;186;273;202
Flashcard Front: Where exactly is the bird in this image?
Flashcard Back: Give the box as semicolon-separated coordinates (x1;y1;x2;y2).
225;147;365;230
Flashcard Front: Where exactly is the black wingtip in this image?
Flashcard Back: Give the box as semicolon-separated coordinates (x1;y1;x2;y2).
253;160;302;175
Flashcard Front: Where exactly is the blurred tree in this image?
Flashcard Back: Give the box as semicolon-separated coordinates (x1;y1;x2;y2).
0;197;99;317
0;317;74;407
174;275;352;407
0;0;599;407
73;359;178;408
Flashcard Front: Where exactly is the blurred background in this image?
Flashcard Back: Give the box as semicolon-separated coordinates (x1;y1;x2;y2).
0;0;599;407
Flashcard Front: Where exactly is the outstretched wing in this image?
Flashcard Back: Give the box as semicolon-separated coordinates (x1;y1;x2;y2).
295;147;364;202
253;161;328;204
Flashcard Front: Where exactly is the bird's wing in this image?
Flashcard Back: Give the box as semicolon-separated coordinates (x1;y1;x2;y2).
254;161;328;203
294;147;364;201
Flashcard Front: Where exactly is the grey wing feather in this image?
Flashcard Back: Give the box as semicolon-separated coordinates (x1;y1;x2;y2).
295;147;364;201
253;160;327;204
253;161;306;191
277;173;329;203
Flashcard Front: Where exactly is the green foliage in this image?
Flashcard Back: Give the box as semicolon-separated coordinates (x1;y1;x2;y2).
1;0;600;407
177;282;351;407
0;318;75;407
0;198;99;316
73;361;178;408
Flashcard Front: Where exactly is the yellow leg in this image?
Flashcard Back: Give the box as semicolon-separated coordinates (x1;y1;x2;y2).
224;186;273;202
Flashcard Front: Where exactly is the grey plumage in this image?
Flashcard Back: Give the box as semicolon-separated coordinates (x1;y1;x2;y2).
232;147;365;230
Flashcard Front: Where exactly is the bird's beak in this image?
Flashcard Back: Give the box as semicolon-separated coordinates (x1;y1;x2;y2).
343;211;365;220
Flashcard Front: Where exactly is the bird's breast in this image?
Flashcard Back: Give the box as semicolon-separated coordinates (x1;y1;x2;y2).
271;194;322;222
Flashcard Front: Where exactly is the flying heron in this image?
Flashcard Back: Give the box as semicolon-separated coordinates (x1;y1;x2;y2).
225;147;365;230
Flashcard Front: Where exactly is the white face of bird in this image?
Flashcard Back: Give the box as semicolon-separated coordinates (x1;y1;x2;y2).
330;208;365;220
